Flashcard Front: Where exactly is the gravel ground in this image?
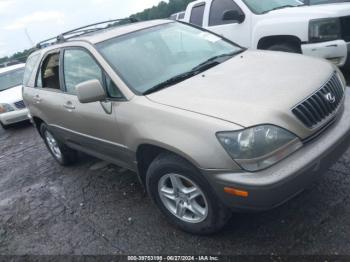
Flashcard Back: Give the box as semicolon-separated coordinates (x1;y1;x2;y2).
0;71;350;255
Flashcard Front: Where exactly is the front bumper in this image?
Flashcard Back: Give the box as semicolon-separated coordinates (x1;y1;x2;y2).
0;108;29;126
203;88;350;211
301;40;348;67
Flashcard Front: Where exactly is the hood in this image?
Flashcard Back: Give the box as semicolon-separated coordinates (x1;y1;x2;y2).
0;85;23;104
147;50;335;139
267;3;350;18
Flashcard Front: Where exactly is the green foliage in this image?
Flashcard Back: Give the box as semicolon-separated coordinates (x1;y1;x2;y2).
0;0;193;65
0;48;35;66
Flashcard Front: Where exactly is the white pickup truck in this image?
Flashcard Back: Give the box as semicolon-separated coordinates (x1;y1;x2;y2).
182;0;350;67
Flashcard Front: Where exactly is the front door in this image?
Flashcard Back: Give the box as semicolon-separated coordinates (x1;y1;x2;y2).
58;47;133;169
204;0;251;48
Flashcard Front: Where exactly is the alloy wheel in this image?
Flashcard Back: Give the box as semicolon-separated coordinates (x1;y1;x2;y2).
158;173;208;223
44;131;62;161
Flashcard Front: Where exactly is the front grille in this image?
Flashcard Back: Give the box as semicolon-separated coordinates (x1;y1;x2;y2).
292;73;344;129
341;16;350;42
14;100;26;109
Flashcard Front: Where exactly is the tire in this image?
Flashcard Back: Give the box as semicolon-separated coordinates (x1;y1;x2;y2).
267;43;301;54
0;122;10;130
40;123;78;166
146;153;231;235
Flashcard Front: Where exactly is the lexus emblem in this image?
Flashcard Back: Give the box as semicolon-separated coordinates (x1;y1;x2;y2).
324;92;336;104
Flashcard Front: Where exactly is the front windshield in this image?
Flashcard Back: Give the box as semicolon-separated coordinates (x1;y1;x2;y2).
97;22;242;94
302;0;350;4
242;0;303;14
0;68;25;91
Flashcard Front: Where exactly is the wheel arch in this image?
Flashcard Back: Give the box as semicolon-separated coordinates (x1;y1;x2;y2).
136;143;201;187
32;116;45;136
257;35;302;52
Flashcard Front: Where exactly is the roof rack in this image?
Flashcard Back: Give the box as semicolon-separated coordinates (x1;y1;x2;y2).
36;17;138;49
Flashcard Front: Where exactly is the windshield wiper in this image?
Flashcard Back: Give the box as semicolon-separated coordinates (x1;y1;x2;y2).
262;4;303;14
144;52;239;95
191;52;238;72
143;71;198;95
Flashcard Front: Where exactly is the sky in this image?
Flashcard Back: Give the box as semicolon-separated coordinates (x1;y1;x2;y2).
0;0;164;57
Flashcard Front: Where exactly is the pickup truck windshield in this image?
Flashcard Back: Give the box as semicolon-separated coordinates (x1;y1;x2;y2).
97;22;242;94
0;68;25;91
243;0;304;14
302;0;350;4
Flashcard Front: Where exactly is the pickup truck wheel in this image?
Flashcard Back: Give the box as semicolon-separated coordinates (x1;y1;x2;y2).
146;153;231;235
40;123;77;166
267;43;301;53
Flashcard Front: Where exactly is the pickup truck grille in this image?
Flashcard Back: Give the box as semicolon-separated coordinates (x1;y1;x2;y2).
14;100;26;109
341;16;350;42
292;73;344;129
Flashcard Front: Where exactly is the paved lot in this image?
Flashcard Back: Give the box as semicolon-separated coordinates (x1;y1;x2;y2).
0;71;350;255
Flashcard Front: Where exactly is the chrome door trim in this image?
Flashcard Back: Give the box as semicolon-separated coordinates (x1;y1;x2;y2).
49;124;128;149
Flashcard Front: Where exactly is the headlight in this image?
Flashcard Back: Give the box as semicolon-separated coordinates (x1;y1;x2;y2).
217;125;303;172
0;103;15;114
309;18;341;43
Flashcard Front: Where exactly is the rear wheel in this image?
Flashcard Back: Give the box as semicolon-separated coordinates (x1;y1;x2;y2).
40;123;77;166
146;153;231;235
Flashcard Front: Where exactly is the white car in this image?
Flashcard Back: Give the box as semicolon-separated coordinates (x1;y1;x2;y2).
183;0;350;67
0;64;29;129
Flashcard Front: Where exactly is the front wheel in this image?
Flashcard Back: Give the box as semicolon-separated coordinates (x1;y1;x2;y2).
40;123;77;166
146;153;231;235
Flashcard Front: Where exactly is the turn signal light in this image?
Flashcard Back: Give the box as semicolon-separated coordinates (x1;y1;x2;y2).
224;187;249;198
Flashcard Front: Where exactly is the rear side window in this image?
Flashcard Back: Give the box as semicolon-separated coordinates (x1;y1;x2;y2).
170;14;177;20
23;54;40;87
190;3;206;26
209;0;243;26
38;53;61;90
63;48;123;99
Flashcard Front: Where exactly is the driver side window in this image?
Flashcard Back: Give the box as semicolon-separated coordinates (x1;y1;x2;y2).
209;0;243;26
63;49;103;95
63;48;123;99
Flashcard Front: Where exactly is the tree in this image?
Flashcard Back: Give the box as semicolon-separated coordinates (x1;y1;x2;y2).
0;0;194;65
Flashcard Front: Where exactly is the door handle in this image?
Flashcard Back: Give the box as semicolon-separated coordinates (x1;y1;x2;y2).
63;101;75;110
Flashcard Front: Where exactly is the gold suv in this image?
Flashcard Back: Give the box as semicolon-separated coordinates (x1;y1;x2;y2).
23;19;350;234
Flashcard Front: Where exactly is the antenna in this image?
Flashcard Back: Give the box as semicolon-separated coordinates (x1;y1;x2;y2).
24;28;34;46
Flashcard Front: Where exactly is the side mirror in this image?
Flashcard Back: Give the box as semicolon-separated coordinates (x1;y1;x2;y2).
222;10;245;24
76;79;106;104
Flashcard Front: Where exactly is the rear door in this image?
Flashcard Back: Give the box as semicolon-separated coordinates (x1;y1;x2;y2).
27;50;70;133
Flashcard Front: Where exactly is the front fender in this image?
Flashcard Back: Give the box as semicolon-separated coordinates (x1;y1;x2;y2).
252;18;309;48
116;97;242;170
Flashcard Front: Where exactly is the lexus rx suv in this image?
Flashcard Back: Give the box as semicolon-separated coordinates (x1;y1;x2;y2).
23;19;350;234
